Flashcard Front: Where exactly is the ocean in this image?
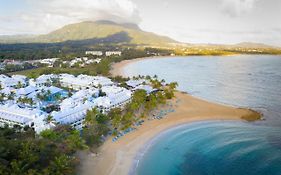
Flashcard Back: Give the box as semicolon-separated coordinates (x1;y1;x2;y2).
122;55;281;175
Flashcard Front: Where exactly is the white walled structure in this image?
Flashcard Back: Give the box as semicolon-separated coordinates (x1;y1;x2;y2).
85;51;103;56
52;101;95;130
0;104;49;133
0;73;134;133
105;51;122;57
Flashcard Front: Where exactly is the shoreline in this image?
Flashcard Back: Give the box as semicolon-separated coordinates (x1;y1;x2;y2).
80;57;261;175
110;56;170;76
109;54;248;77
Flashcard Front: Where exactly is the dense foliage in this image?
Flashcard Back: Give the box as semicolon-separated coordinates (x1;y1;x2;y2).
0;125;86;175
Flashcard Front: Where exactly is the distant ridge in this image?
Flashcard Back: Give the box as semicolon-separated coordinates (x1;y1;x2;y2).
0;21;280;49
234;42;277;48
0;20;176;46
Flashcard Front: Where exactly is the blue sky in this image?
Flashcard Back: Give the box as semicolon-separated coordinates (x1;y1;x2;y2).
0;0;280;46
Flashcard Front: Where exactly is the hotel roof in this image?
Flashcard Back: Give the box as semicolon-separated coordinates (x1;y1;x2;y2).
0;104;43;124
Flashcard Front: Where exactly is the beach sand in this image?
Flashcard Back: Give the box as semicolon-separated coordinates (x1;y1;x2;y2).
79;58;260;175
109;56;169;76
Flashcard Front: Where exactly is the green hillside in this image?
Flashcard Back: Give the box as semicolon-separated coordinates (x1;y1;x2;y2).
0;21;176;46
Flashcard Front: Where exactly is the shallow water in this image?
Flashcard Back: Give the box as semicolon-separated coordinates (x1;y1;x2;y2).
122;55;281;174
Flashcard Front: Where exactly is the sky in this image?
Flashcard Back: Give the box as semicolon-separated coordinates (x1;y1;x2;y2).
0;0;281;46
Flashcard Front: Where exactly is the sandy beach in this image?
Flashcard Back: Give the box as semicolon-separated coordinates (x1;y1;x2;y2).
110;56;172;76
80;57;260;175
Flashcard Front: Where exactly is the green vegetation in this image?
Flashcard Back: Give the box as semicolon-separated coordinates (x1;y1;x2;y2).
0;62;37;74
9;48;172;77
0;125;86;175
0;71;178;174
174;46;281;56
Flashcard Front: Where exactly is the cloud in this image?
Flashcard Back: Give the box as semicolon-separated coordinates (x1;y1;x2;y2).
1;0;140;34
220;0;259;17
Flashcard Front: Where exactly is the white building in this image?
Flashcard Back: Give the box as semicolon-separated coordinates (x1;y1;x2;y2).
16;85;38;96
85;51;103;56
134;85;156;94
0;104;49;133
0;73;134;133
60;88;99;110
35;74;58;87
0;74;27;88
0;87;15;95
126;79;145;88
105;51;122;57
40;58;59;67
52;101;95;130
70;57;83;67
59;74;113;90
95;85;132;111
59;74;93;90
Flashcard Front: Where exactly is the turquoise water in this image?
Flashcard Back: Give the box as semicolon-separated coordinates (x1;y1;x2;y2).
134;122;281;175
122;55;281;175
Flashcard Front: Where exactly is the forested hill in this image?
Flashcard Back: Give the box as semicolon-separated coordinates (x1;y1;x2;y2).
0;20;176;46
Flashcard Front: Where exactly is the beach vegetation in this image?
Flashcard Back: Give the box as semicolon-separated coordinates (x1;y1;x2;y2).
0;125;85;175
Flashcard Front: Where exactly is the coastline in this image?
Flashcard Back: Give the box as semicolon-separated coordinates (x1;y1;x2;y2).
109;56;170;76
109;55;242;76
80;57;261;175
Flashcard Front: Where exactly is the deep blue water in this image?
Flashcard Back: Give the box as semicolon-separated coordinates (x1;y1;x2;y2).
121;55;281;175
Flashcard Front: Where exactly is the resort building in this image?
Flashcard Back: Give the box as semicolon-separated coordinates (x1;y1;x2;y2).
60;88;99;110
59;74;113;90
85;51;103;56
35;74;59;87
59;74;91;90
0;103;49;133
105;51;122;57
16;85;38;96
0;87;15;95
40;58;59;67
0;73;134;133
52;101;95;130
0;74;27;88
94;86;132;111
126;79;146;88
134;85;156;94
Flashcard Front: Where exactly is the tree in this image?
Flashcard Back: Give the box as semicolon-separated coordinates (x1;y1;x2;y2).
0;93;6;103
84;108;99;126
44;115;54;124
16;81;24;89
82;108;109;147
107;108;122;129
7;92;15;100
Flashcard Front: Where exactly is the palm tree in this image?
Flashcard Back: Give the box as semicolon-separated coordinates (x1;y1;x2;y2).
153;74;158;80
16;81;23;89
84;108;99;126
44;115;54;124
0;93;5;103
8;92;15;100
169;82;178;90
46;79;52;86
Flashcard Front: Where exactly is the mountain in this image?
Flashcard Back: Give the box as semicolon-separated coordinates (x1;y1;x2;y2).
0;20;176;46
233;42;277;48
